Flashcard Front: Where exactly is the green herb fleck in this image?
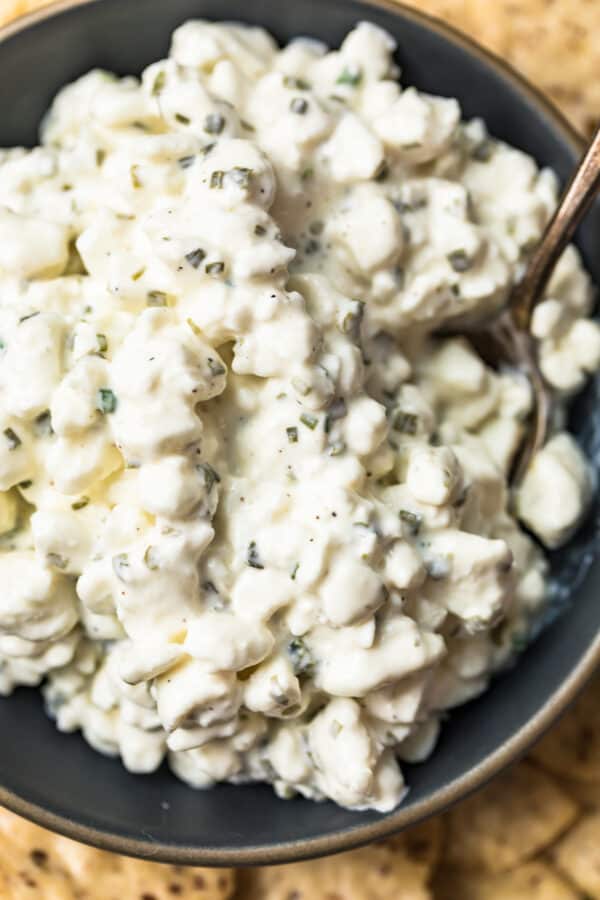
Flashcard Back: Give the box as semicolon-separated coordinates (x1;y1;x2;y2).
151;70;166;96
341;299;365;341
399;508;422;535
96;388;117;414
185;248;206;269
301;167;314;181
300;412;318;430
72;496;90;510
210;170;225;189
286;426;299;444
254;224;267;236
290;562;299;580
240;119;255;132
448;250;472;272
47;552;68;570
328;440;346;457
197;462;221;492
290;97;309;114
178;155;195;169
175;112;191;125
143;545;160;570
336;65;362;86
247;540;264;570
391;410;418;434
147;291;168;307
34;410;53;436
112;553;130;581
309;220;324;236
3;428;21;450
288;638;314;675
18;480;32;489
96;333;108;353
96;148;106;167
18;312;40;324
130;165;142;189
207;357;226;377
283;75;311;90
205;261;225;276
204;113;225;135
471;140;492;162
131;267;145;281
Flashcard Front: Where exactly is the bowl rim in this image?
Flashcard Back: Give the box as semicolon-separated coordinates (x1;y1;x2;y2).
0;0;598;867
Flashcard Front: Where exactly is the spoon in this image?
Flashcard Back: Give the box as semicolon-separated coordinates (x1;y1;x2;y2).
468;125;600;484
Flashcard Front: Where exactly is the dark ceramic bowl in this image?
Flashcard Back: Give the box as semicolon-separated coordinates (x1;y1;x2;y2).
0;0;599;868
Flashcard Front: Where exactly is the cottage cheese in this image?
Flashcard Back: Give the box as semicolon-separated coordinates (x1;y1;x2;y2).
0;20;597;812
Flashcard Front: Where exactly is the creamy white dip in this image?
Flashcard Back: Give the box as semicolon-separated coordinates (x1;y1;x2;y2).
0;20;597;811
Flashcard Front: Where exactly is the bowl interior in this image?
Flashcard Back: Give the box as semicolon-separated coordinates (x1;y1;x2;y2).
0;0;599;866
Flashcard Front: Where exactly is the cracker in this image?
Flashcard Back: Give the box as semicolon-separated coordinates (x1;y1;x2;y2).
530;674;600;783
443;761;578;873
379;818;444;871
0;0;53;28
237;839;433;900
0;806;235;899
551;811;600;899
405;0;600;136
431;861;579;900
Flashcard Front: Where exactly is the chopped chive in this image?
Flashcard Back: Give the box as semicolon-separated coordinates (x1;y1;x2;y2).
185;248;206;269
336;65;362;86
96;334;108;353
399;509;422;535
247;540;264;569
112;553;130;581
254;224;267;236
130;165;142;189
47;552;68;570
287;637;313;675
328;440;346;456
143;545;160;570
178;155;195;169
210;170;225;189
131;267;145;281
147;290;168;307
286;426;299;444
283;75;311;90
96;148;106;166
71;496;89;510
448;250;472;272
308;220;324;236
240;119;255;132
290;97;309;114
96;388;117;414
301;167;314;180
300;412;318;430
18;312;40;324
205;261;225;276
290;562;299;580
175;112;191;125
197;462;220;492
18;480;32;489
204;112;225;134
207;357;226;377
201;142;216;156
3;428;21;450
151;70;166;96
34;410;53;436
341;299;365;341
471;140;492;162
391;410;418;434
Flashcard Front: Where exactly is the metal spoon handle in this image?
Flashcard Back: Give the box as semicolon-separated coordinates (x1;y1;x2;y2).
511;126;600;331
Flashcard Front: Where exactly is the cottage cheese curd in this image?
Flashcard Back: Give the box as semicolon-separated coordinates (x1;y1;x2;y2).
0;20;597;812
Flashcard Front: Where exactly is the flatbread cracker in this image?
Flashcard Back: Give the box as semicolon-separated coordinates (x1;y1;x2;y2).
0;807;235;900
550;811;600;899
237;839;433;900
431;861;579;900
530;673;600;783
443;762;578;873
378;818;444;872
